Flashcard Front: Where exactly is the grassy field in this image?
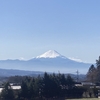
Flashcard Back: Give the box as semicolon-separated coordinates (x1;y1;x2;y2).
66;98;100;100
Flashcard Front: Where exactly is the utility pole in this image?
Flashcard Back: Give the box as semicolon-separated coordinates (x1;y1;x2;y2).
76;70;79;82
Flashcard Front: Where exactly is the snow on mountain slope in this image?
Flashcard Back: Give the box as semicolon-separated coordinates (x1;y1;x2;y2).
68;57;83;62
36;50;66;58
0;50;91;74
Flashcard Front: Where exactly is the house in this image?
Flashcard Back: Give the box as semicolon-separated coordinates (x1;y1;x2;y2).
0;83;21;93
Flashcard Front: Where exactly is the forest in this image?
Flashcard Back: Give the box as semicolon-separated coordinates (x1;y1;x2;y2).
1;57;100;100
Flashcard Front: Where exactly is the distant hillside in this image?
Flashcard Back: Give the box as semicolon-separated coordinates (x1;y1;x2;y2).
0;68;44;77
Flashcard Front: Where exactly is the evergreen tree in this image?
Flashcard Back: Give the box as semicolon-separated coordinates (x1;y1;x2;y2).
87;64;96;82
87;56;100;82
33;75;43;98
96;56;100;67
0;82;14;100
19;80;29;99
42;72;61;98
95;56;100;82
66;75;74;89
42;72;51;98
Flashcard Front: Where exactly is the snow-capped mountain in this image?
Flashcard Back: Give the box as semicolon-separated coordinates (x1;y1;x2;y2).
36;50;66;58
0;50;91;74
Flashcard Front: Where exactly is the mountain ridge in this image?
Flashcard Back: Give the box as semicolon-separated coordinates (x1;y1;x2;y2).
36;50;66;59
0;50;91;74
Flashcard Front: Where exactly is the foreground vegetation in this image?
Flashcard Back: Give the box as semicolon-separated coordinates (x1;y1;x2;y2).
67;98;99;100
0;73;98;100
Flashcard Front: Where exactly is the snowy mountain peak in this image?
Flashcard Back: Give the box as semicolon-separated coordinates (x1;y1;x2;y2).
36;50;65;58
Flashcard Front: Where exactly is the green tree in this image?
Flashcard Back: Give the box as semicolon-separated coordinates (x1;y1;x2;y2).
19;81;29;99
0;82;14;100
96;56;100;67
66;75;74;89
95;56;100;82
87;64;96;82
86;56;100;82
42;72;51;98
33;75;43;98
42;72;60;98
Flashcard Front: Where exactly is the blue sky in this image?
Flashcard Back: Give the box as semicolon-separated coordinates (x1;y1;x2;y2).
0;0;100;63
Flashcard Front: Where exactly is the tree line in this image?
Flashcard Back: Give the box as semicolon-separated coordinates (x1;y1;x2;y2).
0;73;86;100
